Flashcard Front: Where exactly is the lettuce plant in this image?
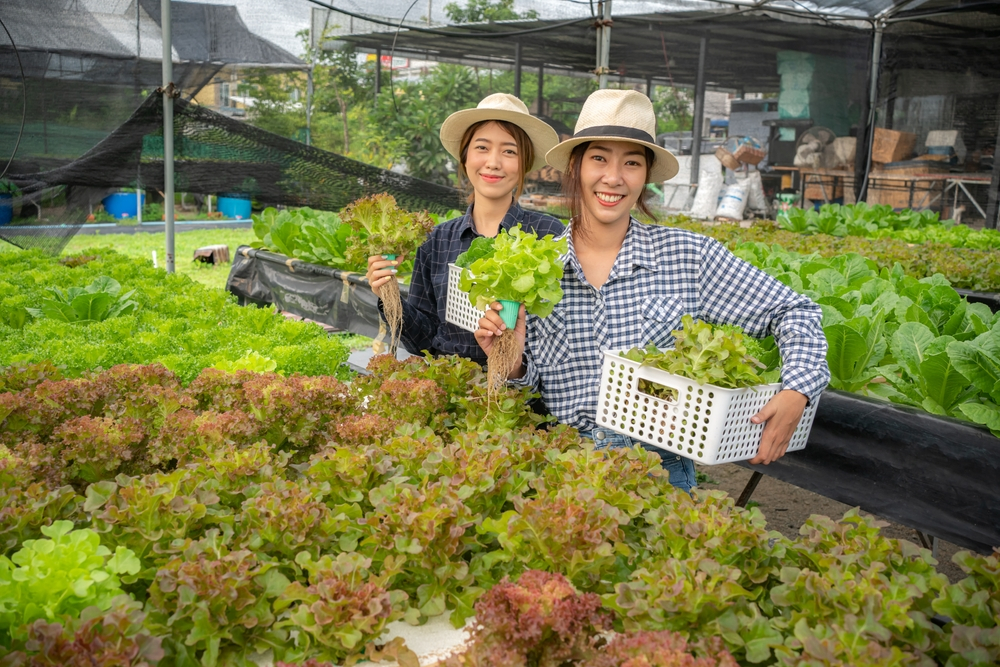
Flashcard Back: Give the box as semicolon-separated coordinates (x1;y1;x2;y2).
440;570;611;667
25;276;138;324
145;538;289;667
0;521;140;647
2;596;164;667
458;225;567;317
274;553;403;663
583;630;738;667
622;316;769;392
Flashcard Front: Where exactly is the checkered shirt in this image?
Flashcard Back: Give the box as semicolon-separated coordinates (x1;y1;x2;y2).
392;202;565;362
516;219;830;431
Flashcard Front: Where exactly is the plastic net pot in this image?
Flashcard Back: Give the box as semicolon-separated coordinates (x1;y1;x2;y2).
596;351;819;465
445;263;486;333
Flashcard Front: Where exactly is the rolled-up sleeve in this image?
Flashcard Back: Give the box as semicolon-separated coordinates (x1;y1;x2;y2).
698;237;830;403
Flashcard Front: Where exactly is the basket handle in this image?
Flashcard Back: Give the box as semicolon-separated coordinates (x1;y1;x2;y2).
632;364;690;404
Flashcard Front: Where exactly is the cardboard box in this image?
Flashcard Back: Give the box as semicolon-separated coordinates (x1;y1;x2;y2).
872;128;916;163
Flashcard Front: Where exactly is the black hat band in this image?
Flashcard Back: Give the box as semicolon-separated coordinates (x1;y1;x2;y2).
573;125;654;144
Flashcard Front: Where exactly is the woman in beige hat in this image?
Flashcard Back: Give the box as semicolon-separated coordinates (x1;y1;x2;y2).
476;89;829;491
365;93;564;362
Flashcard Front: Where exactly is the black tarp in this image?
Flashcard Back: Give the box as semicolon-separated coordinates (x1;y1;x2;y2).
226;245;409;341
741;390;1000;554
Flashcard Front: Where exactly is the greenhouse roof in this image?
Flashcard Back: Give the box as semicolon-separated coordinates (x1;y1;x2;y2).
330;0;999;91
1;0;304;77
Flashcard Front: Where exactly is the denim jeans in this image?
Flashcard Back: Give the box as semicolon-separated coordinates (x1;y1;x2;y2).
579;427;697;494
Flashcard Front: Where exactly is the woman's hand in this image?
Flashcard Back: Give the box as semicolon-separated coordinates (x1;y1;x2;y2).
474;302;527;379
749;389;808;465
365;254;402;298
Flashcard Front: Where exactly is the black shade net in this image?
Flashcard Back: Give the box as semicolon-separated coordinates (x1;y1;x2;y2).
1;93;463;254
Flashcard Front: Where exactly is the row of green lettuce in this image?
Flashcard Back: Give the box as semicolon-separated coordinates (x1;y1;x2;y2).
731;244;1000;437
670;216;1000;293
253;203;1000;290
0;356;997;667
776;202;1000;251
249;204;463;281
0;250;350;383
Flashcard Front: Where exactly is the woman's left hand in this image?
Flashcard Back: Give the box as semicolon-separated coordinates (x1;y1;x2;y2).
749;389;808;465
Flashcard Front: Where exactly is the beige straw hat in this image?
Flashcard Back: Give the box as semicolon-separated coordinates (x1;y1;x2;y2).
439;93;559;172
545;89;679;182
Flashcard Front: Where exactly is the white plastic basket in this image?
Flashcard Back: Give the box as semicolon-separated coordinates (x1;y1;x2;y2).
445;263;487;333
596;351;819;465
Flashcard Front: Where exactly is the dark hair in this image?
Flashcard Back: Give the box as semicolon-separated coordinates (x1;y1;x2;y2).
562;141;658;237
458;120;534;204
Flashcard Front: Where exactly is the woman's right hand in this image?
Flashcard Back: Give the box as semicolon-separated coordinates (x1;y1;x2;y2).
366;254;400;298
474;302;527;379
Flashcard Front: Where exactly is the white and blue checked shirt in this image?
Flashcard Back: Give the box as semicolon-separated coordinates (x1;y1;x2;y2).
517;219;830;431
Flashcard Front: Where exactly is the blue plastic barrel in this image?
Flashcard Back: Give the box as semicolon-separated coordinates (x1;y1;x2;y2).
102;192;145;218
0;194;12;225
217;193;252;220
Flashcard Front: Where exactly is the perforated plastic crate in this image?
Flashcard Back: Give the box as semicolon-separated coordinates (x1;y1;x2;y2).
596;351;819;464
445;263;487;333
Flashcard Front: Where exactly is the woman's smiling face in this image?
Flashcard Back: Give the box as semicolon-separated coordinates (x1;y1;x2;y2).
463;121;522;202
577;141;649;228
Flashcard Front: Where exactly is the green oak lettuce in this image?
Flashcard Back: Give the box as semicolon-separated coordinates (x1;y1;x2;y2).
458;225;567;318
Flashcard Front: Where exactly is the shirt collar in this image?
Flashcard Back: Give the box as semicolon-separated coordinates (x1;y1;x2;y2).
615;218;660;277
461;200;525;238
564;217;660;286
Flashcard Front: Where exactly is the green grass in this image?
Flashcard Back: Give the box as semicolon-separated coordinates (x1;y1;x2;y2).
59;228;256;291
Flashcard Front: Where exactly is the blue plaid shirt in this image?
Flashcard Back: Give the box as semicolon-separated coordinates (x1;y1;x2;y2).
517;219;830;431
393;201;564;362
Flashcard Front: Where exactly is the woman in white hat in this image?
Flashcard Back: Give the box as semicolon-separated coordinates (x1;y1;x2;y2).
366;93;564;362
475;89;829;492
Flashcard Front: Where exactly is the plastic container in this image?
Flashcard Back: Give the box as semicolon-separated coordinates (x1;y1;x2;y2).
595;351;819;465
0;194;12;225
445;263;487;333
102;192;145;219
217;193;252;220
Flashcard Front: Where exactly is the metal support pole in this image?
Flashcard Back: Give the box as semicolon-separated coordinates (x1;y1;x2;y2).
427;0;432;26
536;64;544;115
305;63;314;146
597;0;612;89
985;94;1000;229
513;41;522;99
689;36;708;185
858;23;884;204
736;471;763;508
161;0;175;273
374;47;382;98
646;76;653;100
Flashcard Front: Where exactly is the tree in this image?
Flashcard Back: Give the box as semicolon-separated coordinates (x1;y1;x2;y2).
652;86;693;134
365;64;484;184
444;0;538;23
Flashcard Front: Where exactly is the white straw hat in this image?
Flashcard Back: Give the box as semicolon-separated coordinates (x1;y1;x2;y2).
545;89;679;182
439;93;560;172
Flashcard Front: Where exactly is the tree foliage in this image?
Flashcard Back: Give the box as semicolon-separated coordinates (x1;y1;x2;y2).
444;0;539;23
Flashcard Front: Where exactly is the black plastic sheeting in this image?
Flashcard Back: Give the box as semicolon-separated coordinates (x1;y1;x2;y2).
227;249;1000;553
740;390;1000;554
955;289;1000;313
226;246;408;341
